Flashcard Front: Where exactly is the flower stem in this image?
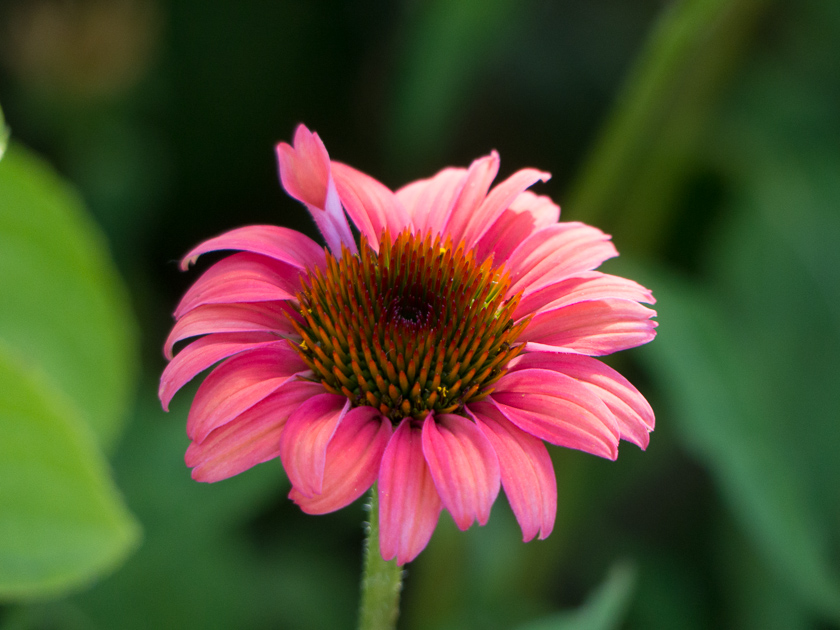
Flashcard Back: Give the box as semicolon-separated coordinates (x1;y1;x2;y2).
358;484;403;630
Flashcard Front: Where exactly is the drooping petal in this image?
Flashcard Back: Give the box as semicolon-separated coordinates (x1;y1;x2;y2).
520;299;658;356
379;418;442;565
186;341;308;443
460;167;551;250
397;167;468;234
421;414;500;530
332;162;412;251
491;368;620;460
279;393;349;498
164;301;300;360
160;332;282;411
276;124;356;255
440;152;500;245
186;380;325;482
290;407;392;514
173;253;302;319
514;272;655;321
508;353;655;448
180;225;326;271
467;401;556;541
506;223;618;296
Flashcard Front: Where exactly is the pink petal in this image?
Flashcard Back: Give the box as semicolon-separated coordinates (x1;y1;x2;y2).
506;223;618;296
279;393;349;498
421;414;500;530
396;168;468;235
379;418;442;565
332;162;412;251
160;332;282;411
276;124;356;255
508;353;654;449
164;301;300;360
441;152;500;245
186;341;309;443
290;407;392;514
173;253;302;319
491;368;620;460
514;272;655;321
509;190;560;226
468;401;556;541
186;380;325;482
180;225;326;271
460;168;551;250
521;299;658;356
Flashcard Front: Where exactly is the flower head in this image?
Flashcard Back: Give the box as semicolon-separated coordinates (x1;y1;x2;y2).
160;124;657;564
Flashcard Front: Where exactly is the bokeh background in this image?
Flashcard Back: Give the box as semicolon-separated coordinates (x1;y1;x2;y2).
1;0;839;628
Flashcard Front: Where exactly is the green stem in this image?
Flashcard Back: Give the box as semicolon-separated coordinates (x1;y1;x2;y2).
358;485;403;630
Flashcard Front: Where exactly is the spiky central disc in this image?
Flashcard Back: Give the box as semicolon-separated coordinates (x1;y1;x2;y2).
291;230;527;422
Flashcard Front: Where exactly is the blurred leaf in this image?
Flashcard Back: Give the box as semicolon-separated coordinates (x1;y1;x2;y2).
0;102;8;161
636;270;840;622
0;143;138;449
517;562;636;630
0;344;140;600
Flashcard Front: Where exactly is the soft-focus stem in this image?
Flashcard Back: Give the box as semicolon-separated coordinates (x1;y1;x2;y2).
358;485;403;630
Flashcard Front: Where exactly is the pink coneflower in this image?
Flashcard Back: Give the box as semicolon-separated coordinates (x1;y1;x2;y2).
160;124;656;565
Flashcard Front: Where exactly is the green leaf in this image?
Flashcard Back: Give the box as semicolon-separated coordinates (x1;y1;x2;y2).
636;271;840;621
0;143;138;449
0;345;140;600
516;563;636;630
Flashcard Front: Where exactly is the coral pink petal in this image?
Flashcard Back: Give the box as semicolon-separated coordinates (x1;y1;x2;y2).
474;191;561;264
514;273;655;321
276;124;356;255
491;368;620;460
164;301;300;360
461;168;550;249
332;162;412;251
506;223;618;296
468;401;556;541
180;225;326;271
186;380;325;482
290;407;392;514
160;332;281;411
509;353;654;448
441;152;500;245
187;341;308;443
279;393;349;498
509;191;560;227
421;414;500;530
173;253;302;319
521;299;658;356
396;168;468;234
379;418;442;565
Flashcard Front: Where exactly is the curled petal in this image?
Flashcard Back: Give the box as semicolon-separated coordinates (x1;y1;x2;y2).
276;124;356;255
186;380;324;482
461;168;551;250
181;225;326;271
441;152;500;245
521;299;658;356
174;253;302;319
397;167;468;235
186;341;308;443
160;332;282;411
290;407;392;514
506;223;618;296
379;418;442;565
468;401;556;541
279;394;349;498
514;272;655;321
164;302;300;360
508;353;654;449
491;368;620;460
332;162;412;251
421;414;500;530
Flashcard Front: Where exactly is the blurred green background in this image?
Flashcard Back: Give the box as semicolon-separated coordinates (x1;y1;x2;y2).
1;0;838;628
